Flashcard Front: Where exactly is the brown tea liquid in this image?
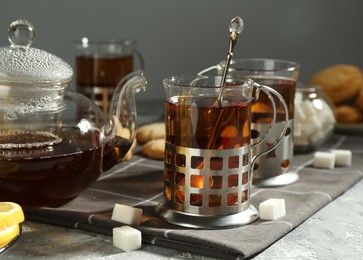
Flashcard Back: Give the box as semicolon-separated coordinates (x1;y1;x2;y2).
165;95;251;206
165;95;251;150
0;128;131;207
76;56;133;87
76;55;134;113
251;77;296;123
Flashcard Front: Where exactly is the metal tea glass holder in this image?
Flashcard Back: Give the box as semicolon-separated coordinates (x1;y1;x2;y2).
155;144;258;229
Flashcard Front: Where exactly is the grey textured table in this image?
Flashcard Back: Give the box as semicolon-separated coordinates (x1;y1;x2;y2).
3;178;363;260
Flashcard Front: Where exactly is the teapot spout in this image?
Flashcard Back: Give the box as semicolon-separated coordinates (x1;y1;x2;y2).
109;70;147;121
104;70;146;167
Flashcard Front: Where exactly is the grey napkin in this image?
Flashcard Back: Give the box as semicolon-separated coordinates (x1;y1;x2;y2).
24;134;363;260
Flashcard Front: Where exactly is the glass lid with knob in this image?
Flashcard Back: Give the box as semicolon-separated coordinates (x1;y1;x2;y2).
0;19;73;117
0;19;73;85
0;19;75;149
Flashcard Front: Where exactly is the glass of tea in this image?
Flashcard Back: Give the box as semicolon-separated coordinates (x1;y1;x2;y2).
75;38;144;113
199;58;300;187
155;75;289;229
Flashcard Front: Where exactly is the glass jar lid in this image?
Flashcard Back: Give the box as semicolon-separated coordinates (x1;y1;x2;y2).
0;19;73;85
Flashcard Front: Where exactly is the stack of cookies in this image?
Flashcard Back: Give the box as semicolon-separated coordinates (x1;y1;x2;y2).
136;122;165;160
309;64;363;124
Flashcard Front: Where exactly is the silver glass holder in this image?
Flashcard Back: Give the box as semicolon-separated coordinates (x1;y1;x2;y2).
155;143;258;229
252;119;299;187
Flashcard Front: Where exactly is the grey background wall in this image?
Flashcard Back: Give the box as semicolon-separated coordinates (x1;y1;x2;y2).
1;0;362;102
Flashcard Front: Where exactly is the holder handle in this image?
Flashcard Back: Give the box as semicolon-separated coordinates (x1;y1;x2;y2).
250;83;289;169
197;65;221;76
250;86;277;149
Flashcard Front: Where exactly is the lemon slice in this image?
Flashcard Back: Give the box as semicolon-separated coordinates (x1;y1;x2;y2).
0;202;25;229
0;224;20;248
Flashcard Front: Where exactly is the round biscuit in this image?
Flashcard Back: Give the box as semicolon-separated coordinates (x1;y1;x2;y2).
355;87;363;111
309;64;363;104
335;105;363;123
122;138;137;161
141;139;165;160
136;122;165;143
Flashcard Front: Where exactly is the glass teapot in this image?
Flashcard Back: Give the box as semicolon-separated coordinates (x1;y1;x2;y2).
0;20;147;207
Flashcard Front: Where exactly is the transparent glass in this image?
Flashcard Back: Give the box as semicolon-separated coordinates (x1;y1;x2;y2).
0;71;146;207
156;75;288;228
75;38;145;113
164;75;254;150
0;20;147;207
200;58;300;119
294;83;336;153
199;58;300;187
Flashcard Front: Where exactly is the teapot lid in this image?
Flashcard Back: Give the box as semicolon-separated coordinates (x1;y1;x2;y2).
0;19;73;85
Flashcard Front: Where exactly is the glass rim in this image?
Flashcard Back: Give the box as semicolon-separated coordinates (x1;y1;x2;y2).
297;82;321;92
74;37;136;46
218;58;300;72
162;74;255;88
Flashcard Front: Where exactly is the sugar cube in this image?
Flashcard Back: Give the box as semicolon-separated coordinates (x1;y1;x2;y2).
294;122;302;137
294;92;303;105
113;226;142;252
331;149;352;166
309;130;324;144
112;204;143;226
259;198;286;220
313;151;335;169
293;93;336;149
317;109;336;128
294;104;306;122
301;115;322;137
300;100;317;118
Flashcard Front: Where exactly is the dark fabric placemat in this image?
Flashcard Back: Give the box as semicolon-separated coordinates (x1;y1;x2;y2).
24;134;363;260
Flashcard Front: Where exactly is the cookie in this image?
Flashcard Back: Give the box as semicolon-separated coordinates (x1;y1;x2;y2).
113;118;136;160
335;105;363;124
309;64;363;104
141;139;165;160
136;122;165;143
355;87;363;111
123;138;137;161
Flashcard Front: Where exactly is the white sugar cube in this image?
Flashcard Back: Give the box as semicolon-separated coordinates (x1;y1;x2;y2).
294;104;306;122
112;204;143;226
317;109;336;128
294;92;303;105
315;99;332;114
294;123;302;137
301;115;322;136
331;149;352;166
113;226;142;252
309;130;325;144
313;151;335;169
294;93;336;151
311;98;325;113
259;198;286;220
301;100;317;118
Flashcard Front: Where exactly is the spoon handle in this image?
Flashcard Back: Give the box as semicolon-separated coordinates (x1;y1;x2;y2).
219;16;244;89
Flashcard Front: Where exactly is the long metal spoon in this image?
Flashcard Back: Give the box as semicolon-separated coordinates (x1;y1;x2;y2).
206;16;244;149
217;16;244;103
